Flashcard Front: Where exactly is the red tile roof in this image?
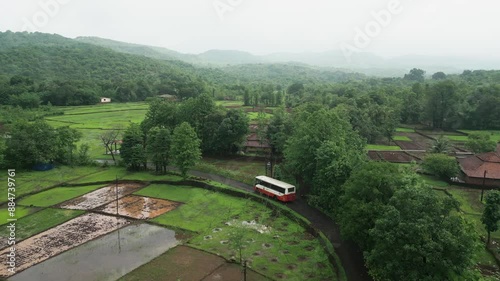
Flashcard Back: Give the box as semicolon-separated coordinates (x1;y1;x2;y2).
458;151;500;179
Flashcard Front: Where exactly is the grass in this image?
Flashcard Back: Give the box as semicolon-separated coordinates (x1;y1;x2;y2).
18;184;105;207
0;206;39;224
366;144;402;151
396;127;415;133
458;130;500;142
0;208;84;243
197;158;265;185
419;174;450;187
0;166;103;203
393;135;412;141
445;135;468;141
215;100;243;107
246;112;273;122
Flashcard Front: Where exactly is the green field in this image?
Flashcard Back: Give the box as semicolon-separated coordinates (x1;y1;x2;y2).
247;111;273;121
393;135;412;141
136;184;337;280
0;166;103;202
366;144;402;151
396;128;415;133
44;102;148;159
18;184;105;207
215;100;243;107
0;208;84;243
0;206;39;224
458;130;500;142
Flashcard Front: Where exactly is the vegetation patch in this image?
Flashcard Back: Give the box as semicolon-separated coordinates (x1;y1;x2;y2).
393;135;412;141
396;128;415;133
18;184;104;207
365;144;401;151
0;206;38;224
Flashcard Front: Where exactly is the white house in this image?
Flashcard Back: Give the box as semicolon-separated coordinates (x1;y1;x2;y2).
100;97;111;103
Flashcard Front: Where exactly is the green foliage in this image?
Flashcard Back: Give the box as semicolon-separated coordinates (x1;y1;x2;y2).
216;109;249;153
171;122;202;178
365;185;478;281
284;104;365;210
266;107;292;156
481;191;500;245
339;162;404;249
146;127;171;173
5;120;61;168
120;123;146;170
404;68;426;82
430;135;451;154
425;80;459;129
465;133;497;153
422;153;459;179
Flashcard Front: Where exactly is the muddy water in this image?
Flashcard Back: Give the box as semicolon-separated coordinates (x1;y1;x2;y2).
97;195;181;219
0;213;129;278
59;183;144;210
9;224;179;281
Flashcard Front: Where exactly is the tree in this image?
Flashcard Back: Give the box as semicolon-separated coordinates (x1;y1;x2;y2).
481;191;500;246
99;129;121;165
429;135;451;154
339;162;403;249
422;153;459;179
425;80;459;129
120;123;145;170
365;185;478;281
5;120;59;168
266;107;292;156
465;133;497;153
147;127;171;173
432;72;447;80
171;122;202;178
54;126;82;165
0;139;6;168
216;109;249;154
404;68;425;82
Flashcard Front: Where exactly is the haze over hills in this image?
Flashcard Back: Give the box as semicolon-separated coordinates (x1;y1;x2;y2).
76;36;500;77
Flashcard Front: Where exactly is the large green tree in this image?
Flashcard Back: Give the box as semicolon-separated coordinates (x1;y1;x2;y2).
120;123;145;170
481;191;500;246
146;127;171;173
365;185;478;281
171;122;202;178
339;162;404;249
425;80;459;129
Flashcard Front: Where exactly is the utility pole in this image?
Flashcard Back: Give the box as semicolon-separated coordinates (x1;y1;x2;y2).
243;260;247;281
481;170;487;202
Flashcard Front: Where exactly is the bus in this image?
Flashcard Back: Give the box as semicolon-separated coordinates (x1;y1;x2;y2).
254;176;296;202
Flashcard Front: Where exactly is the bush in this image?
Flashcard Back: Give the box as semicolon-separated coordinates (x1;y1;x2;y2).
465;133;496;153
422;153;459;179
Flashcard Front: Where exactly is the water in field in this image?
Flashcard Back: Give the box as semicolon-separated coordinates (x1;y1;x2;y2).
9;224;179;281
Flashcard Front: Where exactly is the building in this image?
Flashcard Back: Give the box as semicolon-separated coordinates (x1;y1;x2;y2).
457;148;500;188
244;133;271;154
100;97;111;103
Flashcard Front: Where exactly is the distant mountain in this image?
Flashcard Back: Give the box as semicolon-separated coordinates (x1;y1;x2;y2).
74;36;500;77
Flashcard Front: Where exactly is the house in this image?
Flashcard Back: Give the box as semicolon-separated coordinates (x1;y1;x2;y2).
158;94;178;101
100;97;111;103
244;133;271;154
457;147;500;188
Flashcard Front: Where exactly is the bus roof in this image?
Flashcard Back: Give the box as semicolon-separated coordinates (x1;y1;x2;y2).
255;176;295;189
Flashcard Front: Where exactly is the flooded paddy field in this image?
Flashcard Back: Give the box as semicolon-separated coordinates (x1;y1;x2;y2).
96;195;181;219
59;183;145;210
9;224;179;281
0;213;129;278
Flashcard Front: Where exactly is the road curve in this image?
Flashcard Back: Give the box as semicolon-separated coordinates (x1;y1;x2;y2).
186;169;373;281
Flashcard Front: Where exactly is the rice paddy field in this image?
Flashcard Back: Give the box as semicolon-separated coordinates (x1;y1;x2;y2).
0;167;339;281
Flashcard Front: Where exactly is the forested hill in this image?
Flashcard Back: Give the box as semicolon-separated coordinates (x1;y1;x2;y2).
0;31;202;82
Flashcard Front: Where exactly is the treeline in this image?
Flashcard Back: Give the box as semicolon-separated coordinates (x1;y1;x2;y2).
119;94;249;172
264;102;482;280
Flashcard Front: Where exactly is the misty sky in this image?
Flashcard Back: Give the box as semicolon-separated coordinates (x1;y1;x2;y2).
1;0;499;58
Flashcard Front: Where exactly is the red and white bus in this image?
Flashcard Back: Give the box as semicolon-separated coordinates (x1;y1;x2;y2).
254;176;296;202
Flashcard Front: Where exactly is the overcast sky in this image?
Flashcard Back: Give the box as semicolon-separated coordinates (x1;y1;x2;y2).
1;0;499;58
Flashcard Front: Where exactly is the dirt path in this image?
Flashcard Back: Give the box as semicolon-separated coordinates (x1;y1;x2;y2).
185;170;372;281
